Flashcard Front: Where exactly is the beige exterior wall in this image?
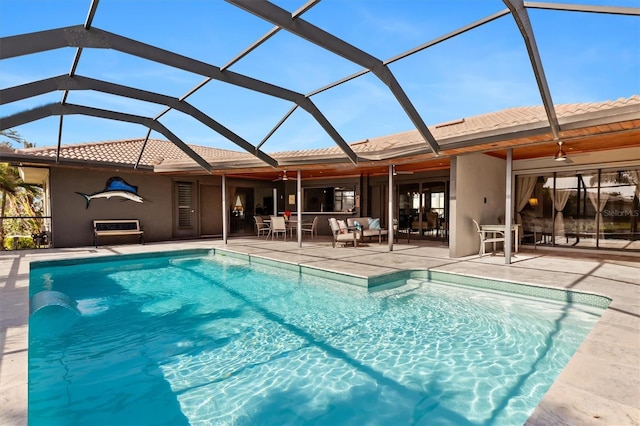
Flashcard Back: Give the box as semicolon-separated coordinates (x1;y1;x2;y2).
44;160;519;251
449;153;507;257
50;168;176;247
48;168;371;247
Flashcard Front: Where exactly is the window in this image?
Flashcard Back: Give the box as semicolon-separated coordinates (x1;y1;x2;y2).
334;188;355;212
431;192;445;218
303;186;355;212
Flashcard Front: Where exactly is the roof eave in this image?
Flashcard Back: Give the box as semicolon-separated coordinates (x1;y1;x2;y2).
0;152;155;171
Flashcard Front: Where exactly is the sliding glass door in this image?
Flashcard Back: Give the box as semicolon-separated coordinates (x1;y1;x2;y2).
397;181;448;241
516;167;639;251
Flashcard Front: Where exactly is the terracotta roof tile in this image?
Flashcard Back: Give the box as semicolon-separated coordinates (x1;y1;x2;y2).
15;95;639;167
17;138;252;166
353;95;640;152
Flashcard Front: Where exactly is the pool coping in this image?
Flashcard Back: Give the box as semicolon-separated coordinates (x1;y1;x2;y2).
1;239;638;425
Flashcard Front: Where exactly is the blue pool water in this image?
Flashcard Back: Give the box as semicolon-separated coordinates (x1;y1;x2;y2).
29;250;606;425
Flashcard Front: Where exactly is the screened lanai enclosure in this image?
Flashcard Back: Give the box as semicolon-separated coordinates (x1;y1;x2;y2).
1;1;638;167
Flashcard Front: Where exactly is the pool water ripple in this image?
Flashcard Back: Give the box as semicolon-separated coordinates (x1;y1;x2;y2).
29;253;604;425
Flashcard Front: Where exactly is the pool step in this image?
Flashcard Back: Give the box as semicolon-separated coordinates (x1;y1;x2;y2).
369;278;424;297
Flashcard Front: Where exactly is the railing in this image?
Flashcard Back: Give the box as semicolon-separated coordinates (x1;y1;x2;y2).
0;216;52;250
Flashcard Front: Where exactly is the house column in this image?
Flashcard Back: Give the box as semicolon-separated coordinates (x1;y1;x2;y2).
222;174;228;244
505;149;514;264
297;170;302;247
388;164;394;252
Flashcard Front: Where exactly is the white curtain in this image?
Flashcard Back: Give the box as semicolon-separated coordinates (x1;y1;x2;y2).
515;176;537;224
587;190;609;238
633;170;640;199
552;189;571;237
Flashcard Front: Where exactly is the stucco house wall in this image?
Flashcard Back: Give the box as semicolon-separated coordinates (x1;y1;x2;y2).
449;153;507;257
50;168;174;247
48;168;377;247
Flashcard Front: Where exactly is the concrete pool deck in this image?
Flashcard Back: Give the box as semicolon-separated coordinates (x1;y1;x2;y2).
1;237;638;425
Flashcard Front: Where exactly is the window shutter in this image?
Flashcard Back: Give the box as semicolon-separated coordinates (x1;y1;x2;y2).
177;182;193;227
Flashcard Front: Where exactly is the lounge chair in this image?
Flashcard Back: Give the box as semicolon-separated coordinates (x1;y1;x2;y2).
328;218;359;247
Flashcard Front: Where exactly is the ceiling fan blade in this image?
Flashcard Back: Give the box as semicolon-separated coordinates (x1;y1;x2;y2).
273;171;288;181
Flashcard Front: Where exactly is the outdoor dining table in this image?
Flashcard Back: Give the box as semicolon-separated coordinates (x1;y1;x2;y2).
285;218;297;237
264;217;299;238
480;223;521;253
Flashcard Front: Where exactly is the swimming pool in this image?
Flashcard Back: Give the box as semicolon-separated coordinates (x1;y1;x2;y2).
29;249;608;425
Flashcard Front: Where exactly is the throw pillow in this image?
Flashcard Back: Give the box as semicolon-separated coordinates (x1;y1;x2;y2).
354;220;362;231
368;218;381;229
337;219;348;234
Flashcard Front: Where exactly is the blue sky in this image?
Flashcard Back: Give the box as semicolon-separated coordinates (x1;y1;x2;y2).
1;0;639;153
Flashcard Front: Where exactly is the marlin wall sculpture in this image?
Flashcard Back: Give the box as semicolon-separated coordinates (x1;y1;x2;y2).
76;177;144;209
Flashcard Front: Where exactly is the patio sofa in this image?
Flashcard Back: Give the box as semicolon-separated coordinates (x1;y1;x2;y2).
347;217;388;244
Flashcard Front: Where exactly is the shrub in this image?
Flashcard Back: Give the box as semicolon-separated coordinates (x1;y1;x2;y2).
3;236;36;250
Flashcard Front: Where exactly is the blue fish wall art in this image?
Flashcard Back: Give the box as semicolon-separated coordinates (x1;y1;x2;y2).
76;177;144;209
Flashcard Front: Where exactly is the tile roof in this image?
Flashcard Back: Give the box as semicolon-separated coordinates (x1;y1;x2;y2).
350;94;640;154
13;95;640;168
15;138;253;167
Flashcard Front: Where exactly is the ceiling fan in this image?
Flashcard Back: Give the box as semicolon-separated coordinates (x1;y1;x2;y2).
273;170;289;181
554;141;573;163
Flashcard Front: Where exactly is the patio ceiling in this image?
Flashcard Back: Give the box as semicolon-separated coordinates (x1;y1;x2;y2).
1;1;639;174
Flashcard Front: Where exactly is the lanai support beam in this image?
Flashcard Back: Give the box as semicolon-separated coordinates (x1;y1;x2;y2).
504;0;560;140
0;26;359;164
297;170;302;248
227;0;440;156
0;75;279;167
505;149;514;264
525;2;640;16
222;174;228;244
388;164;394;252
0;103;212;173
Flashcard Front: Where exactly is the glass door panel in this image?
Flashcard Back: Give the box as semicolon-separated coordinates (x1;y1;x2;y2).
600;169;640;249
517;168;640;252
398;181;448;240
421;182;446;239
398;183;419;238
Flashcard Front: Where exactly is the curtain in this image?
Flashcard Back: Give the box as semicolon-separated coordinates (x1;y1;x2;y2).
552;189;571;238
633;170;640;199
587;190;609;238
515;176;537;224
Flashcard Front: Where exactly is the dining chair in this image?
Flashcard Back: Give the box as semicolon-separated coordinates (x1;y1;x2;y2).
254;216;270;238
472;219;505;256
269;216;287;240
301;216;319;239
